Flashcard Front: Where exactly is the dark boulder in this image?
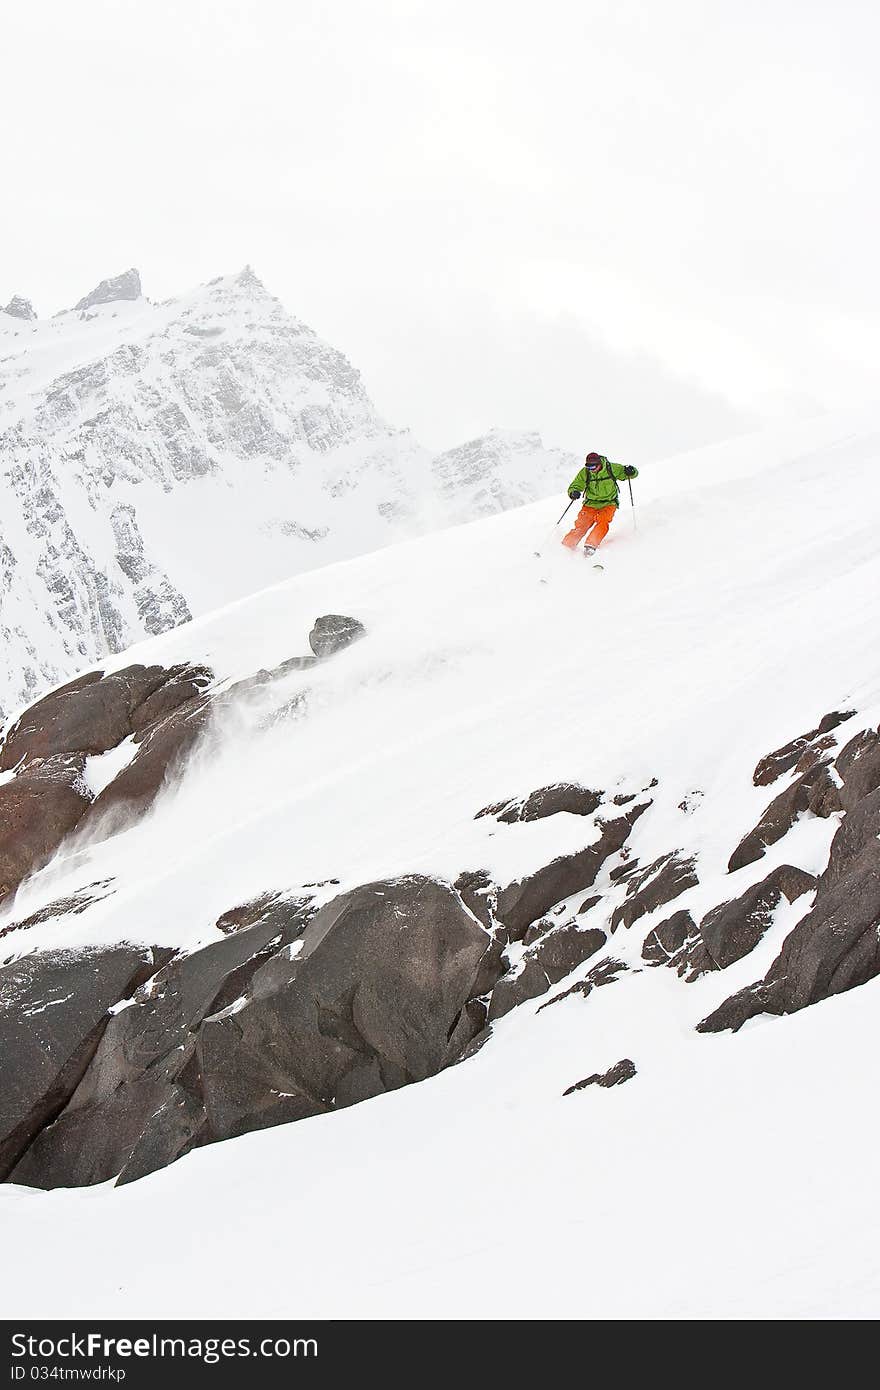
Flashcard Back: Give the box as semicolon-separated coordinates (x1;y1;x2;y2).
0;664;213;899
821;786;880;891
116;1085;207;1186
487;957;551;1021
610;852;698;931
11;1058;203;1191
214;892;289;935
0;944;165;1180
648;862;818;988
1;671;124;770
3;875;504;1189
564;1058;636;1094
72;905;310;1105
488;921;606;1020
198;875;498;1135
530;921;606;986
8;900;314;1189
538;956;629;1012
128;665;212;733
761;852;880;1013
0;755;92;902
0;663;212;772
308;614;365;659
470;934;506;997
522;915;554;946
752;710;855;787
478;783;603;824
78;695;212;832
700;790;880;1033
495;804;648;940
834;727;880;812
194;1013;327;1145
699;864;816;970
697;979;781;1034
641;909;699;970
609;857;640;883
453;869;497;930
727;760;841;874
577;894;602;916
516;784;603;821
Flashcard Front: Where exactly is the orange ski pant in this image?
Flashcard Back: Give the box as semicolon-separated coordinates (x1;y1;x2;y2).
561;503;616;550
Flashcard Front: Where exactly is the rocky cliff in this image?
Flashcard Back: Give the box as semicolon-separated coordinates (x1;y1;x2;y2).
0;267;575;721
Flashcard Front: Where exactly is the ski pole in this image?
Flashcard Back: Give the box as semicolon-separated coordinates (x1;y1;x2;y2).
628;477;637;532
534;497;576;558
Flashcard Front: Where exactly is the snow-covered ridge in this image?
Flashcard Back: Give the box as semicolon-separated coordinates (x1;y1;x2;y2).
0;266;576;721
1;401;879;1317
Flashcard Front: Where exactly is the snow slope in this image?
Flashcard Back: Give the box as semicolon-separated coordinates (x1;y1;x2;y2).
1;407;879;1318
0;269;574;720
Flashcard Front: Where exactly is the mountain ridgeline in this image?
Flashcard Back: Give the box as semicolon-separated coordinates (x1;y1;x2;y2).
0;267;575;722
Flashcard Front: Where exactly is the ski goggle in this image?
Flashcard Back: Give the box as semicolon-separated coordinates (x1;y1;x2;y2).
586;458;603;470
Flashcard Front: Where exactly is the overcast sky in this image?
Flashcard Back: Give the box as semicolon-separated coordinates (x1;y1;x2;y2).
3;0;878;458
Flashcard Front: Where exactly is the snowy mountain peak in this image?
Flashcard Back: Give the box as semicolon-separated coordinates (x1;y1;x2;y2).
73;267;142;313
233;263;268;294
2;295;36;321
0;268;573;721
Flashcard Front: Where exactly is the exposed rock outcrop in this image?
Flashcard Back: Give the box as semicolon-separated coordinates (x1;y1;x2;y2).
3;296;36;321
308;614;365;659
610;852;698;931
641;909;702;974
9;900;312;1189
752;710;855;787
488;921;607;1020
539;956;629;1012
4;875;504;1188
701;726;880;1032
74;269;142;312
487;957;550;1019
700;864;816;970
0;755;92;902
495;803;648;940
79;694;212;834
564;1058;636;1094
834;727;880;811
0;663;213;902
477;783;603;824
197;877;498;1131
727;759;841;874
453;869;497;930
214;893;289;936
647;865;816;984
0;663;211;772
0;945;171;1181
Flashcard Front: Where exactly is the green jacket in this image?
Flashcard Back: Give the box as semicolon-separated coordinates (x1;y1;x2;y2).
568;458;637;510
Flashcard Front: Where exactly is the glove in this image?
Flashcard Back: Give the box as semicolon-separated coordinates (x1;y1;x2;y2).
568;489;582;500
623;466;637;478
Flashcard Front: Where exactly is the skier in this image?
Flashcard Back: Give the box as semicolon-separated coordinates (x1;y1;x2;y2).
562;452;638;555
